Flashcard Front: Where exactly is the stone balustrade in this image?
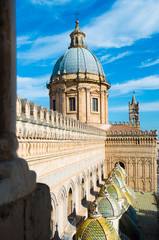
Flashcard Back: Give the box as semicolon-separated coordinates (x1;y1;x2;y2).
16;95;106;140
106;129;158;136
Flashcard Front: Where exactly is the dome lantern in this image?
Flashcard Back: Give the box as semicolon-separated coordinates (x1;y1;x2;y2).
69;20;87;49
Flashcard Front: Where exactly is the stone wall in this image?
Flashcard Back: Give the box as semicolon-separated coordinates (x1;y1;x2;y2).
0;183;51;240
16;95;106;238
106;129;158;192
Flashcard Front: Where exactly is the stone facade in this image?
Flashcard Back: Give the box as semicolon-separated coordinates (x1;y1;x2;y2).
16;96;107;238
16;95;158;238
47;80;109;124
105;123;158;192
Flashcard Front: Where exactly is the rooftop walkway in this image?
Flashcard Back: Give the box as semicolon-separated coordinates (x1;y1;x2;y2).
136;192;159;240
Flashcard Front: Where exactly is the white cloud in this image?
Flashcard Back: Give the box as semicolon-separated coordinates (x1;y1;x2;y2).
109;105;128;112
109;101;159;112
110;75;159;96
84;0;159;48
17;0;159;64
30;0;71;5
101;51;131;64
17;31;70;63
17;75;49;99
140;58;159;68
17;36;33;48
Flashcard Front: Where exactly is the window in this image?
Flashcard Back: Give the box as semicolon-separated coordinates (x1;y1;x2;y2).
75;36;78;44
69;97;76;111
92;98;98;112
53;99;56;111
80;37;83;45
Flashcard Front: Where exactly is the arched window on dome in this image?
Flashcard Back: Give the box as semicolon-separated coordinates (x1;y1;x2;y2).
80;37;83;45
75;36;78;45
71;38;73;46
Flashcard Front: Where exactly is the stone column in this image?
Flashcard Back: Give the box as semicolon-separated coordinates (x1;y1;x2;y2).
100;90;105;124
105;91;109;123
78;87;86;122
61;89;66;115
0;0;36;205
86;88;90;123
56;90;60;113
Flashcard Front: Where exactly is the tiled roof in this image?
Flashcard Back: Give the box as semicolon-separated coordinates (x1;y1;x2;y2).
107;124;143;135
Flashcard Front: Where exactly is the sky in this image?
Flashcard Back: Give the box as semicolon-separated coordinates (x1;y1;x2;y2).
16;0;159;132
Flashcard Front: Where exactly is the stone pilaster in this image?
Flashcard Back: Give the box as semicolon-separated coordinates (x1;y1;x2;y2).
105;91;109;124
86;88;90;123
100;90;105;124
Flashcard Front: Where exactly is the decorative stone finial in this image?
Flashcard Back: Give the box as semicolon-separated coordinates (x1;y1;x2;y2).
89;199;101;219
100;184;109;197
106;176;113;184
75;19;79;28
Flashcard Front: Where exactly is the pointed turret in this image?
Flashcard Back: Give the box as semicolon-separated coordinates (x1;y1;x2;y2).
129;92;140;129
131;91;136;104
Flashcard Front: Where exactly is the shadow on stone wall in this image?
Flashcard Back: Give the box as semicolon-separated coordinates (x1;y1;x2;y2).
0;183;51;240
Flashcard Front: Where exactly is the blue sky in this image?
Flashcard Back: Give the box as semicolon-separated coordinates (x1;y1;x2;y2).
16;0;159;132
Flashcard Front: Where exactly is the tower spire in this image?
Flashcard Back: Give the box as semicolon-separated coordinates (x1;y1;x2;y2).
129;92;140;129
131;91;136;104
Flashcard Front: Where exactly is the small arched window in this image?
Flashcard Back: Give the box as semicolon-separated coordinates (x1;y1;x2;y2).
75;36;78;44
80;37;83;45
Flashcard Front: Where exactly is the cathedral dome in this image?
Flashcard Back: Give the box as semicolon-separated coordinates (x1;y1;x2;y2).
52;20;105;78
52;47;105;77
110;172;125;189
97;185;122;218
125;185;136;199
101;181;124;201
75;200;120;240
123;192;136;207
115;162;126;177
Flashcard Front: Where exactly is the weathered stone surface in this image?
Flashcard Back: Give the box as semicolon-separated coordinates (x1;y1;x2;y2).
0;183;51;240
0;0;36;206
0;196;24;240
25;183;51;240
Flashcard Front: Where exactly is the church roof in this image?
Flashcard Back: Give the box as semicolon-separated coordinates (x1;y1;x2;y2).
106;124;143;135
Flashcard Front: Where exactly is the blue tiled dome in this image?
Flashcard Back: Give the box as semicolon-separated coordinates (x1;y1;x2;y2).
52;47;105;77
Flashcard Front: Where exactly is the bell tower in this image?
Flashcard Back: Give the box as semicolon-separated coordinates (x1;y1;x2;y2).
129;92;140;129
